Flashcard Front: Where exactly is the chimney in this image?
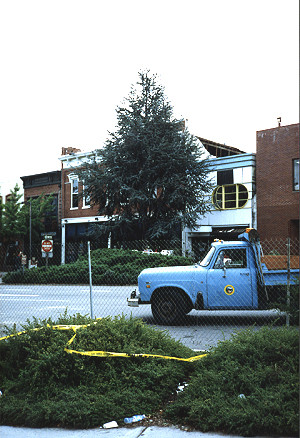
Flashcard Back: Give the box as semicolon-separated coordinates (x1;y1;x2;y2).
61;147;81;156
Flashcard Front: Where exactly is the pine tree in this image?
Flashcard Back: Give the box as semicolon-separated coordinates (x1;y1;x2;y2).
79;70;212;240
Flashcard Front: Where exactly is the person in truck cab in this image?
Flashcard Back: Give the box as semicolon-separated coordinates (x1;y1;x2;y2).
214;251;232;268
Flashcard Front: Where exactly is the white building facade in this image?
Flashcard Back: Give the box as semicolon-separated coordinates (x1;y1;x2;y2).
182;153;256;257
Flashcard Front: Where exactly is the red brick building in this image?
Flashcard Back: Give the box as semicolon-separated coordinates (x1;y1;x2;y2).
256;122;299;242
59;148;105;263
60;148;99;221
21;170;62;235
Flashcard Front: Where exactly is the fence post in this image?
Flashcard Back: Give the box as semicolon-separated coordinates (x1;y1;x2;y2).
61;224;66;265
286;238;291;327
88;241;94;319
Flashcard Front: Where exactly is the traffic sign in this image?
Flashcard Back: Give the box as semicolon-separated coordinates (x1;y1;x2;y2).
21;254;27;265
41;239;53;253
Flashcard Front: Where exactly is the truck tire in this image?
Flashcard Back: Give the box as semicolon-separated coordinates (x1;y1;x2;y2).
151;289;186;325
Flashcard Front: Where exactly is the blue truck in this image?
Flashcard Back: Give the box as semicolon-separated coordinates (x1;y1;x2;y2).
128;229;299;324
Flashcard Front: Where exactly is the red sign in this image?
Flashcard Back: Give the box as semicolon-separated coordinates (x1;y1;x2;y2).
41;239;53;253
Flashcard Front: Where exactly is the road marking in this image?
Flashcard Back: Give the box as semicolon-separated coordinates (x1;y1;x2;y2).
30;300;66;302
1;288;35;290
0;297;65;302
0;294;39;297
44;306;67;309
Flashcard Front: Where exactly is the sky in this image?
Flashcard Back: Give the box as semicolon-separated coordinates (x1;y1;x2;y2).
0;0;299;198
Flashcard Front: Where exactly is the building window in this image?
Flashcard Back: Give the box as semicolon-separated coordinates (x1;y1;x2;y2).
293;159;299;191
71;177;79;209
212;184;248;210
82;186;91;208
217;169;233;186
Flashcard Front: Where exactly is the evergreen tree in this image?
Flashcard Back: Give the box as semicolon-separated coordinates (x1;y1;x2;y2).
79;71;212;240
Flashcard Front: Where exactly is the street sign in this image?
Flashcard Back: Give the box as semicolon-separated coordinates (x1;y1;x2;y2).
21;254;27;265
41;239;53;253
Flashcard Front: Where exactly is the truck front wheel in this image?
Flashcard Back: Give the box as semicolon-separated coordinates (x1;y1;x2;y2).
151;290;186;325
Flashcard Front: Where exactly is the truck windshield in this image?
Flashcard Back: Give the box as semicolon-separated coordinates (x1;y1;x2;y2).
200;247;215;266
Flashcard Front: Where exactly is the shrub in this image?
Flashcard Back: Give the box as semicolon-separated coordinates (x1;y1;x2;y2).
0;313;193;428
0;316;298;435
2;249;193;285
165;326;299;437
270;285;299;326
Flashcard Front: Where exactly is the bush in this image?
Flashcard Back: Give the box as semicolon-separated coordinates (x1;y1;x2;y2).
165;326;299;437
2;249;192;285
270;285;299;326
0;316;298;435
0;313;193;428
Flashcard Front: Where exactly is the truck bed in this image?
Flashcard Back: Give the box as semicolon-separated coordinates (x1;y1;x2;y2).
262;268;299;286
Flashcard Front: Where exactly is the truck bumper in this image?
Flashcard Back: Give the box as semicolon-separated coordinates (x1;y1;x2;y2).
127;290;140;307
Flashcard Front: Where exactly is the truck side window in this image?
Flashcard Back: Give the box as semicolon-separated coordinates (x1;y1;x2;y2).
213;249;247;269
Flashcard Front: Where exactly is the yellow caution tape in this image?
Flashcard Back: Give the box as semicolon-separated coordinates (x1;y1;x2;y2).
0;322;208;362
0;326;42;341
64;347;207;362
0;324;87;341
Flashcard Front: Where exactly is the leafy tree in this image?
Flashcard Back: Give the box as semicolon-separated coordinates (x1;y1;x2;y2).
2;185;54;242
78;70;212;240
18;194;55;243
0;195;3;240
2;184;23;239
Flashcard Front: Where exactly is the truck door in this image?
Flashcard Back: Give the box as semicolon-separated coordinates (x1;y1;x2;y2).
207;247;253;308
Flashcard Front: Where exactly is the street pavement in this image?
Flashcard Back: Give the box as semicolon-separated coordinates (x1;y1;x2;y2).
0;425;292;438
0;282;284;350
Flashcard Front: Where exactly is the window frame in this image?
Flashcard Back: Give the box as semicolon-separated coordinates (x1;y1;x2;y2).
293;158;299;191
82;185;91;209
212;183;249;210
69;175;79;210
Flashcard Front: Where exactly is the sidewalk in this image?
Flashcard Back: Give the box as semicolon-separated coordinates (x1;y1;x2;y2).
0;425;292;438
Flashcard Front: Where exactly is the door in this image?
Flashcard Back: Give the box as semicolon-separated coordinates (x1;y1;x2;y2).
207;247;253;308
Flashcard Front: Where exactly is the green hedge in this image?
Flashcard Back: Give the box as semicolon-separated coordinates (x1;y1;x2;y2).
2;249;192;285
165;326;299;436
0;313;193;428
0;315;298;435
270;285;299;326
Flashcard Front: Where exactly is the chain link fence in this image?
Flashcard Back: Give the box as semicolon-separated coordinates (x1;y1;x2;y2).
0;237;298;350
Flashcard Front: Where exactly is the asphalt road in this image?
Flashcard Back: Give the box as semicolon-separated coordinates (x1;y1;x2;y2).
0;283;285;350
